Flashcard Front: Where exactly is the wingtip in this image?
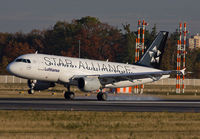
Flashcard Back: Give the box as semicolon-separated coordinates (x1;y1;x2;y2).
180;68;186;75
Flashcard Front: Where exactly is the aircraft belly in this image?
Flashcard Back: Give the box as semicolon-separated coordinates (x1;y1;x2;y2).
27;71;59;82
58;74;71;83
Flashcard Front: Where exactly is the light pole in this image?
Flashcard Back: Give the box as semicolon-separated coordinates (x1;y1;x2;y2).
78;40;81;58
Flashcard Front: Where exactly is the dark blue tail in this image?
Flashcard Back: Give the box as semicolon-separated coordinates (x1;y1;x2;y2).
138;31;168;69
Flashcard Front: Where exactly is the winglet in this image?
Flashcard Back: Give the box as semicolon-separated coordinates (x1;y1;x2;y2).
180;68;186;76
175;68;186;76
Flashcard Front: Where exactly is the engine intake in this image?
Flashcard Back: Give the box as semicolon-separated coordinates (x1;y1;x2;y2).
78;77;101;92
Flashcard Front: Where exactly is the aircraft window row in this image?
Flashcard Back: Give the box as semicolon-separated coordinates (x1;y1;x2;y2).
15;58;31;63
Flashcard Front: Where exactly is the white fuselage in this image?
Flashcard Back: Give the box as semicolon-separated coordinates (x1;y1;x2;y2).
7;54;169;88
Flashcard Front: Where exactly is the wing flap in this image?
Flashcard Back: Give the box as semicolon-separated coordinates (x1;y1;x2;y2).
99;70;173;85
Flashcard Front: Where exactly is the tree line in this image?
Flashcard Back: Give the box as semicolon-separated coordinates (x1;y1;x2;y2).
0;16;199;78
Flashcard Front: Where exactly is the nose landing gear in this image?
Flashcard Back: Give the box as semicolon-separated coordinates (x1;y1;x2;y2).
28;89;34;94
28;80;36;94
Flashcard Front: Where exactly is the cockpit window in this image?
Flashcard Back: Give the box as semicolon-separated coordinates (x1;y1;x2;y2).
27;59;31;63
22;59;27;63
15;59;23;62
15;58;31;63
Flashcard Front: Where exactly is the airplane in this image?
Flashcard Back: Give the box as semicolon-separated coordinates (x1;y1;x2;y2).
6;31;184;101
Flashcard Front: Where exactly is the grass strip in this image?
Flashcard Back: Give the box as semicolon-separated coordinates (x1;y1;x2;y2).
0;111;200;138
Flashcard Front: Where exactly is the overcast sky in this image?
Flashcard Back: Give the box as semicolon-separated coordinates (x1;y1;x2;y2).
0;0;199;34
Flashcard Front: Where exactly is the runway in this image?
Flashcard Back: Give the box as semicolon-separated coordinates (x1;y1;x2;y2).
0;96;200;112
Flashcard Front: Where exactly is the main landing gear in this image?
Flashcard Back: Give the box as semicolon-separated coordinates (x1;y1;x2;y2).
63;84;107;101
64;84;75;100
97;92;107;101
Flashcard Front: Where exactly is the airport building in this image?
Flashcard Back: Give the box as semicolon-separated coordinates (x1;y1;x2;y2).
188;34;200;49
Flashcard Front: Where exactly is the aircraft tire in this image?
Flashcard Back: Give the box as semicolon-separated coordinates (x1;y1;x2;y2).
101;93;107;101
64;91;75;100
28;89;34;94
97;92;107;101
97;92;102;101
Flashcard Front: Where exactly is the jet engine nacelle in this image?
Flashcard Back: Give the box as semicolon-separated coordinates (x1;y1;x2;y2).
28;80;55;91
78;77;101;92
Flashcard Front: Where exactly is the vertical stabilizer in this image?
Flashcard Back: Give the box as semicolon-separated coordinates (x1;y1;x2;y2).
138;31;168;69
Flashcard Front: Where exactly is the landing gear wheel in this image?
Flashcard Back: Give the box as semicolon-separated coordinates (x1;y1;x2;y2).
28;89;34;94
97;92;102;101
97;92;107;101
64;91;75;100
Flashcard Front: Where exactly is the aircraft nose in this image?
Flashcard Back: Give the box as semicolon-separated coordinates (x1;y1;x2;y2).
6;63;16;74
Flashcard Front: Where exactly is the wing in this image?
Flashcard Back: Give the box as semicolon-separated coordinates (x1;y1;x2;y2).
98;70;172;85
71;69;185;86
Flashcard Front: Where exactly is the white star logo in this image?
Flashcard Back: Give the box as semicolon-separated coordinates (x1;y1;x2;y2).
148;46;161;63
